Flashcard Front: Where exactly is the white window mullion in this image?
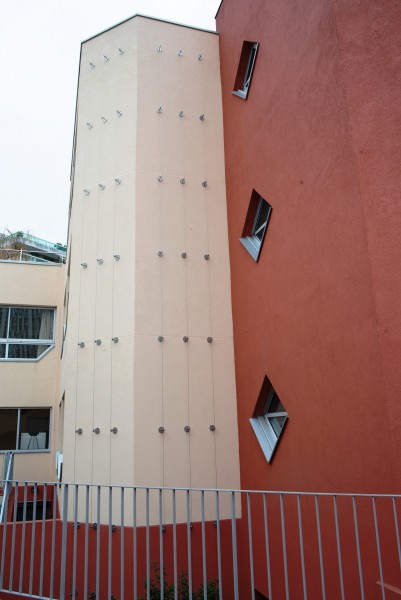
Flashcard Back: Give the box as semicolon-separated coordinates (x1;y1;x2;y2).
6;307;10;341
16;409;21;450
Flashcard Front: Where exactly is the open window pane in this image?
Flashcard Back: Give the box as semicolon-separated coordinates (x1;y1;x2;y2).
243;44;258;92
240;191;272;261
0;409;18;450
253;201;270;240
9;308;53;340
250;376;288;463
268;415;287;437
18;409;50;450
233;41;259;99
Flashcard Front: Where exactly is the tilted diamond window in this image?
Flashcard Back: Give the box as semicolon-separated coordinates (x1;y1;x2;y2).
250;377;288;463
240;191;272;261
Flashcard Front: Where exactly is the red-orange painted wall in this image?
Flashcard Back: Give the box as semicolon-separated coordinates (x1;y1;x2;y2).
216;0;401;495
0;516;235;600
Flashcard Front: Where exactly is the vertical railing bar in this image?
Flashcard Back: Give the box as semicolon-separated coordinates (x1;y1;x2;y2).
280;494;290;600
315;495;326;600
72;485;78;600
231;491;239;600
133;488;137;600
352;496;365;600
186;489;193;599
121;487;125;600
159;489;164;600
9;482;19;592
173;489;178;600
19;483;28;593
108;487;113;600
0;479;11;590
333;496;345;600
372;497;386;600
84;486;89;600
297;494;308;600
39;483;47;597
29;483;38;595
247;493;255;600
263;494;272;600
49;483;57;600
96;486;101;600
392;497;401;570
215;491;223;600
201;490;207;600
59;484;69;600
146;488;150;600
72;484;78;600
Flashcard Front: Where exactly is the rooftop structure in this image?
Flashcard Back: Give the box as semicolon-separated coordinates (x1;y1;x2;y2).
0;232;66;264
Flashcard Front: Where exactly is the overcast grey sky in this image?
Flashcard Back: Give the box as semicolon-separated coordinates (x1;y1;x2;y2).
0;0;221;245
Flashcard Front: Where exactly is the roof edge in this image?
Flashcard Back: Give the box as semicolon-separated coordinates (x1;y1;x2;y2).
82;13;218;45
215;0;225;19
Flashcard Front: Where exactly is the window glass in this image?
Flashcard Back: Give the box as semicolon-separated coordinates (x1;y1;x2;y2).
267;393;286;414
268;415;287;437
243;44;258;93
9;308;53;340
0;307;8;338
8;344;51;360
16;501;52;522
18;409;50;450
233;41;259;99
250;377;288;463
0;409;18;450
240;191;272;262
0;344;5;358
253;199;270;241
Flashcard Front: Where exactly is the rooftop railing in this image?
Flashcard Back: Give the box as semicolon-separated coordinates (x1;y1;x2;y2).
0;249;65;264
0;481;400;599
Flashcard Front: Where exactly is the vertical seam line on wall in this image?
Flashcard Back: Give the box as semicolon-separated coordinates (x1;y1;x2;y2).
110;123;117;485
202;61;218;489
73;193;85;483
180;53;192;493
205;182;218;488
73;183;86;482
91;185;99;484
197;46;218;487
157;39;165;492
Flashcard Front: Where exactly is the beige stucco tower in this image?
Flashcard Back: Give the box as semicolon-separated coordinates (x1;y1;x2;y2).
61;15;239;498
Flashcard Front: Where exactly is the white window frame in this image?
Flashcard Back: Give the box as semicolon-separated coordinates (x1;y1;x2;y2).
233;42;259;99
240;196;272;261
250;387;288;463
0;306;56;362
0;408;51;453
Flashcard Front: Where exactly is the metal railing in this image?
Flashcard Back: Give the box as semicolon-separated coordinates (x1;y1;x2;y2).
0;249;65;264
0;481;401;600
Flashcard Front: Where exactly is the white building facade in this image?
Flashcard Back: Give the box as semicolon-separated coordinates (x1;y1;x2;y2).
60;16;240;504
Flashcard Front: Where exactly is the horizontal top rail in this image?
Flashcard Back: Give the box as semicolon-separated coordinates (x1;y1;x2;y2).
1;479;401;498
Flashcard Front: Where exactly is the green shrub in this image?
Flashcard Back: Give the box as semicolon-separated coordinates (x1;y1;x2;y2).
138;561;220;599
